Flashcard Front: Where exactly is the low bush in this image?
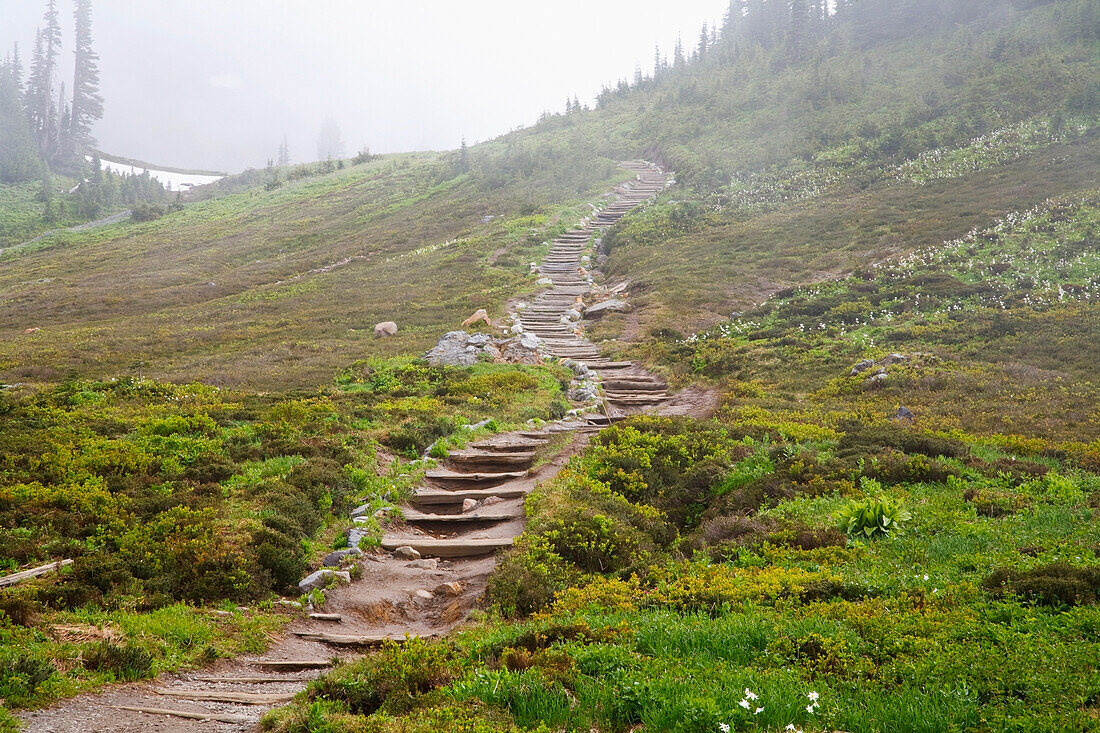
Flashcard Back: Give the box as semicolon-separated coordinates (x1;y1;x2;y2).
838;421;968;459
984;563;1100;607
305;638;458;716
81;642;154;681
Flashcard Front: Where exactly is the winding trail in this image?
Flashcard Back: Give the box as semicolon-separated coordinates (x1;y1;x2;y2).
19;162;675;733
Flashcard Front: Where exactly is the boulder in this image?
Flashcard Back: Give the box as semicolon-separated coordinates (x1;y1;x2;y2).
462;498;479;513
519;333;541;350
425;331;480;366
434;582;463;596
350;504;371;518
881;353;909;365
298;569;351;594
373;321;398;338
894;406;915;424
583;299;630;318
322;548;362;567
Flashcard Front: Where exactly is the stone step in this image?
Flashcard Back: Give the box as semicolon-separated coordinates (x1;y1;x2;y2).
468;438;547;452
380;536;513;558
414;486;528;506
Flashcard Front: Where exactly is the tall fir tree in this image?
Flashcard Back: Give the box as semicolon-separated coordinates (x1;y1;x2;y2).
673;34;685;68
697;22;709;60
277;135;289;166
70;0;104;157
27;30;50;154
40;0;62;158
0;55;41;182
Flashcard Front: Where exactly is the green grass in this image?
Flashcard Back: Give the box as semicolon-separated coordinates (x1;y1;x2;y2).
263;415;1100;732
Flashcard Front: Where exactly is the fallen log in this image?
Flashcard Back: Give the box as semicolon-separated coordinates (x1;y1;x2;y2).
0;559;73;587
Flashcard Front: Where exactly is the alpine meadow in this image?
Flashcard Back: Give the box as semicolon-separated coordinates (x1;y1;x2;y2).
0;1;1099;732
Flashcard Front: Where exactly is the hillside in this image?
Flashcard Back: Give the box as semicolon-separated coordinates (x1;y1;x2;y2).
2;0;1100;730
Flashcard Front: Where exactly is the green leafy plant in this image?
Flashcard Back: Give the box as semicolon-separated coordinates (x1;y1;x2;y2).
835;495;912;539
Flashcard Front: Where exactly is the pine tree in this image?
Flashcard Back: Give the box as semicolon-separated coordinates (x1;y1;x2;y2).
10;43;24;100
458;137;469;172
673;34;685;68
0;56;41;182
697;22;709;60
40;0;62;158
70;0;104;157
277;135;289;166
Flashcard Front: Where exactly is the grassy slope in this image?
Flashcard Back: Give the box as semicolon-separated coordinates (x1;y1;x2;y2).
0;153;627;389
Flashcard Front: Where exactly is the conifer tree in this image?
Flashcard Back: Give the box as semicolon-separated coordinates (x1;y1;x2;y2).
70;0;104;156
0;56;41;182
40;0;62;157
673;35;685;68
277;135;289;166
698;22;709;60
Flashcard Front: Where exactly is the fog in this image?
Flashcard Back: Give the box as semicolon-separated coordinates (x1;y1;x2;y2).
1;0;729;173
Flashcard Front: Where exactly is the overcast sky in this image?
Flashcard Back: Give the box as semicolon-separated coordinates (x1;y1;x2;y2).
1;1;729;172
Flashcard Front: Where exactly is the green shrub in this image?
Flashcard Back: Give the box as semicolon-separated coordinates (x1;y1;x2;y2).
835;493;912;538
488;536;580;618
306;638;458;715
839;421;968;459
81;642;154;681
984;563;1100;607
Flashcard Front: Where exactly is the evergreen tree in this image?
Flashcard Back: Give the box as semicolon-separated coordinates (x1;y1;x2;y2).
9;43;25;100
674;35;685;68
40;0;62;158
277;135;289;166
458;137;469;172
698;22;709;60
27;30;50;153
70;0;104;156
0;57;41;182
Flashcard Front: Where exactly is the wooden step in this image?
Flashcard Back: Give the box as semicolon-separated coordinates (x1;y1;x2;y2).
252;660;333;671
293;631;426;646
402;508;518;523
425;469;526;487
154;690;296;705
444;450;534;468
414;486;528;506
380;537;513;558
109;706;254;724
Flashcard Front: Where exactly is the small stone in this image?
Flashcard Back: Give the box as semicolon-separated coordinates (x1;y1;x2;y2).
350;504;371;518
462;498;479;513
414;589;434;600
235;606;250;613
434;582;463;596
850;359;875;376
392;546;421;560
881;353;909;365
481;496;504;507
407;558;439;570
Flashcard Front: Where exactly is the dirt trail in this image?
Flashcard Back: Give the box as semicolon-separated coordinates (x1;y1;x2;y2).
19;162;680;733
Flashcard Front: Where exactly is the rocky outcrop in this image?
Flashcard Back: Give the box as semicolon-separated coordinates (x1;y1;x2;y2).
424;331;543;366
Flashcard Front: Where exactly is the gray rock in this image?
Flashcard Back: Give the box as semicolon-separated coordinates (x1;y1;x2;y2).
583;299;630;318
481;496;504;507
346;528;370;550
350;504;371;518
322;548;362;567
894;406;915;424
392;545;421;560
868;373;888;386
467;333;492;346
407;558;439;570
519;333;541;350
881;353;909;365
483;344;502;360
564;309;582;321
850;359;876;376
425;331;480;366
298;569;350;593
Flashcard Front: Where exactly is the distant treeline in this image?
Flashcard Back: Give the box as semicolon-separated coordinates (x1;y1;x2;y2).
1;1;169;222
